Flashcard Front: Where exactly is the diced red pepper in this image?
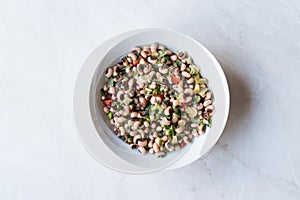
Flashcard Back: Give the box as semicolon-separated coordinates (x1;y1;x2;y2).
156;93;164;99
133;60;139;66
103;99;112;107
171;75;179;85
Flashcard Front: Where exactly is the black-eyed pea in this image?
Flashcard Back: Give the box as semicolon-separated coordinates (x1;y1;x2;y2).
149;148;154;154
180;63;186;71
156;151;166;157
175;144;181;151
128;52;137;61
161;135;168;141
105;67;113;78
170;54;177;61
138;139;148;147
108;86;115;94
138;146;146;154
183;136;190;144
144;128;150;134
203;100;212;107
119;127;126;136
133;134;142;144
187;77;194;84
103;107;109;114
156;126;162;132
153;143;160;152
205;91;212;100
182;71;191;78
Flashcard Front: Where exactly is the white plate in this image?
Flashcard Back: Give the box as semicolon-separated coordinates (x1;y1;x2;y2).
73;28;230;173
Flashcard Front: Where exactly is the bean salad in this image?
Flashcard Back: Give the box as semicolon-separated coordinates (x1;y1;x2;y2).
100;43;215;157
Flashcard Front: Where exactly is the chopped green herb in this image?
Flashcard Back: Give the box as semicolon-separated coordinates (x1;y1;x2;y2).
108;112;113;119
174;106;181;115
176;133;185;139
122;98;133;105
120;119;129;126
152;64;159;71
186;55;193;64
145;116;151;122
155;132;162;137
144;101;152;114
208;118;212;128
181;113;188;119
107;78;114;87
138;118;144;123
155;113;161;121
157;50;167;63
153;87;160;95
193;95;201;103
100;88;106;96
176;60;182;67
145;88;152;92
165;126;175;137
120;65;129;71
127;137;133;143
199;88;209;96
158;139;163;146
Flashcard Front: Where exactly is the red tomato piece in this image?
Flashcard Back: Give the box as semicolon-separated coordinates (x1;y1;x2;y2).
133;60;139;66
103;99;112;107
171;75;179;85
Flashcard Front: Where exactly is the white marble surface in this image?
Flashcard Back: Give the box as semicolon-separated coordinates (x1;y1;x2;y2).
1;0;300;199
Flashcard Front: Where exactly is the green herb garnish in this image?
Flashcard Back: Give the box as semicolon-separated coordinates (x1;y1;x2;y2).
127;137;133;143
100;88;106;96
107;78;114;87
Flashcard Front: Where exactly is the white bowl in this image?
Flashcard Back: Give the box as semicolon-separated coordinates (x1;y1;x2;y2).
73;28;230;173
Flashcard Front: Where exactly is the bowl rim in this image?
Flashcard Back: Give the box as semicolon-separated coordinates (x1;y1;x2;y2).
73;27;230;173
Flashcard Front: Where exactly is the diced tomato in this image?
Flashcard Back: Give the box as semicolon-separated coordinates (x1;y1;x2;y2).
156;93;164;99
171;75;179;85
133;60;139;66
102;99;112;107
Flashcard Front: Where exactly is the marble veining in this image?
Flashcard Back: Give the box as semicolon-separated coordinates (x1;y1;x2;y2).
0;0;299;199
